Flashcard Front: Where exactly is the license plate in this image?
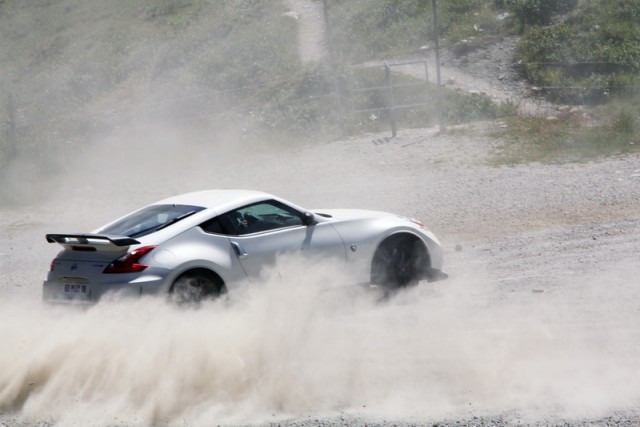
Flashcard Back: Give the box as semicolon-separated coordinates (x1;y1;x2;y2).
64;283;88;295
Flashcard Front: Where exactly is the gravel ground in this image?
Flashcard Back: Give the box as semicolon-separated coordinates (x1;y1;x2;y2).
1;122;639;426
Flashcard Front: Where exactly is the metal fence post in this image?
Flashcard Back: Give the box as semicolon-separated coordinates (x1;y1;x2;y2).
322;0;346;137
432;0;445;132
384;64;397;138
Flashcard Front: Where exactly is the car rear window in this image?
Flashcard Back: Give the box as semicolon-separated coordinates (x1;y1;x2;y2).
98;204;205;238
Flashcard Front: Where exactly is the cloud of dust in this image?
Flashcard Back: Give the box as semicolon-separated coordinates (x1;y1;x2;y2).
1;256;639;426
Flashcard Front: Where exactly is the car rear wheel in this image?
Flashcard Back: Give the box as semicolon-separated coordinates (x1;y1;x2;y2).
371;234;428;289
170;269;224;305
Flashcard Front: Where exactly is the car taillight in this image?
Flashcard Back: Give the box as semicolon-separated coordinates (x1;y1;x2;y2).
103;246;156;274
49;259;56;272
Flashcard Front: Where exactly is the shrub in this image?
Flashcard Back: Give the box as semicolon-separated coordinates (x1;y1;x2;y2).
515;0;640;103
506;0;578;30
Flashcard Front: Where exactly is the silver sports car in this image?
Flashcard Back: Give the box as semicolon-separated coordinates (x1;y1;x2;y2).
43;190;446;303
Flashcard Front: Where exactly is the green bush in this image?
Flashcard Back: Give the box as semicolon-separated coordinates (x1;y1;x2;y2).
444;91;498;124
506;0;578;30
492;97;640;165
328;0;434;63
515;0;640;103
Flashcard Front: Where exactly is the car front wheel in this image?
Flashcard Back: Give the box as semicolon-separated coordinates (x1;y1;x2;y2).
371;234;428;289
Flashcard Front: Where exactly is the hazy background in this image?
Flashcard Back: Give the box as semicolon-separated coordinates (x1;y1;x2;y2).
0;0;304;205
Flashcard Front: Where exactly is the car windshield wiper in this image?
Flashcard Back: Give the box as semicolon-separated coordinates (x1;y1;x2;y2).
129;211;198;238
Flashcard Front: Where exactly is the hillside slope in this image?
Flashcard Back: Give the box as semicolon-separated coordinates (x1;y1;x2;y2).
0;0;298;200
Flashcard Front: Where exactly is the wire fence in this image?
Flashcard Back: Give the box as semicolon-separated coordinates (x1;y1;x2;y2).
2;59;639;150
348;60;432;137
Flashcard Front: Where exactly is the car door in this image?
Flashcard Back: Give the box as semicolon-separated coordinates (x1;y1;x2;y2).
220;200;346;278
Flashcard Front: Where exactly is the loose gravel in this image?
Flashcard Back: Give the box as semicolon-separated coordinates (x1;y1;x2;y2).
1;122;639;426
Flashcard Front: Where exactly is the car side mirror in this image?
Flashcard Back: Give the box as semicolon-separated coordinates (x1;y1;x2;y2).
302;211;316;226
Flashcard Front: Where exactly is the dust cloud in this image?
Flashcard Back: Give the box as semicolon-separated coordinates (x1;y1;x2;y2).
1;255;639;426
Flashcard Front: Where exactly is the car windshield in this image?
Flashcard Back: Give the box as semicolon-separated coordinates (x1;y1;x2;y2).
98;204;205;238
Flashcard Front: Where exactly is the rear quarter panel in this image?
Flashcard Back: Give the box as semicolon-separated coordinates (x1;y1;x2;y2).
154;227;247;291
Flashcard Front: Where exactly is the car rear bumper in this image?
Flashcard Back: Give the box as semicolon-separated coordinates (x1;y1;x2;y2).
42;277;165;304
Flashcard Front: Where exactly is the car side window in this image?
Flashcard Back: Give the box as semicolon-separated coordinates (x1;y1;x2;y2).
99;204;204;238
220;200;305;235
199;218;226;235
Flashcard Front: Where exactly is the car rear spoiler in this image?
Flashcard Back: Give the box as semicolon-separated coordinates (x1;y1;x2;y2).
46;234;140;249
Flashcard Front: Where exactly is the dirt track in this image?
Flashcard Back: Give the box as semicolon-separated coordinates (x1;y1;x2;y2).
1;123;640;426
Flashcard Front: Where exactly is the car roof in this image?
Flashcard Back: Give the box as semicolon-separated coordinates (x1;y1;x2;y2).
154;189;273;211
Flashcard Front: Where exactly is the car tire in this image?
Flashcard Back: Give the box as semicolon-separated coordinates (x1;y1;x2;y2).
371;234;428;289
170;269;224;305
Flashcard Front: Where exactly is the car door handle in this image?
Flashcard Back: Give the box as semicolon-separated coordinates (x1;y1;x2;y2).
230;241;248;259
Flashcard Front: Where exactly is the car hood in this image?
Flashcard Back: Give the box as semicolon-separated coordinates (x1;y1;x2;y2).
312;208;397;221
